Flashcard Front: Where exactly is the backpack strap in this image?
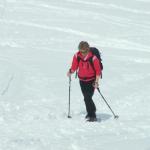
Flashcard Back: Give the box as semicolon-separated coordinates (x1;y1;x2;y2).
89;56;103;78
75;54;103;79
88;56;96;73
75;56;88;78
75;55;95;78
76;55;102;79
75;56;81;78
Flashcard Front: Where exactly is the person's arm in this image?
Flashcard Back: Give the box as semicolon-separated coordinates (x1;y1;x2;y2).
67;54;78;77
93;56;102;88
95;75;100;84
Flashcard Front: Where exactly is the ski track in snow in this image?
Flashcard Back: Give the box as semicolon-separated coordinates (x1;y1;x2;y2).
0;0;150;150
67;0;150;15
0;19;99;39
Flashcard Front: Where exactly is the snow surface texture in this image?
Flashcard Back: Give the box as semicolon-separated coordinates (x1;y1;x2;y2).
0;0;150;150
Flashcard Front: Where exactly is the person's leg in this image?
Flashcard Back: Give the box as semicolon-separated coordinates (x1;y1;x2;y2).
79;80;96;118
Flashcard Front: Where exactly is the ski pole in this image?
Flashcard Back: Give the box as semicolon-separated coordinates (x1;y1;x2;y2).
97;88;119;119
68;75;72;118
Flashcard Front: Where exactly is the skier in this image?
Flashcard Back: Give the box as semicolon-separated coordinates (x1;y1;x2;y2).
67;41;102;122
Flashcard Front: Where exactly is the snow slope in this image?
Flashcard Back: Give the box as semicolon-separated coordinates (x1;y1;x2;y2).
0;0;150;149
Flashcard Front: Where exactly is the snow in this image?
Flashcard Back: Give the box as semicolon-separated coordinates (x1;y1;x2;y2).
0;0;150;149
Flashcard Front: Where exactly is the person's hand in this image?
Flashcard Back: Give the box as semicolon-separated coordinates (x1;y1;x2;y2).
93;81;99;89
67;71;72;77
67;69;72;77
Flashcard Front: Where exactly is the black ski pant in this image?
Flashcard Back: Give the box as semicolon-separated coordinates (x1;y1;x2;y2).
79;80;96;117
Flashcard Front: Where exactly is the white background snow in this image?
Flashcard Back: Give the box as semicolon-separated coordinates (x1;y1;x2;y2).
0;0;150;149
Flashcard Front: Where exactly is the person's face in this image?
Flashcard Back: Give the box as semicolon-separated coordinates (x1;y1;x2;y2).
79;47;89;54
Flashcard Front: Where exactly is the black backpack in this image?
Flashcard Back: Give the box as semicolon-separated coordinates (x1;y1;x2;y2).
76;47;103;78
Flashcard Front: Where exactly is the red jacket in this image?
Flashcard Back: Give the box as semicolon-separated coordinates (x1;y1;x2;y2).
70;51;101;81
